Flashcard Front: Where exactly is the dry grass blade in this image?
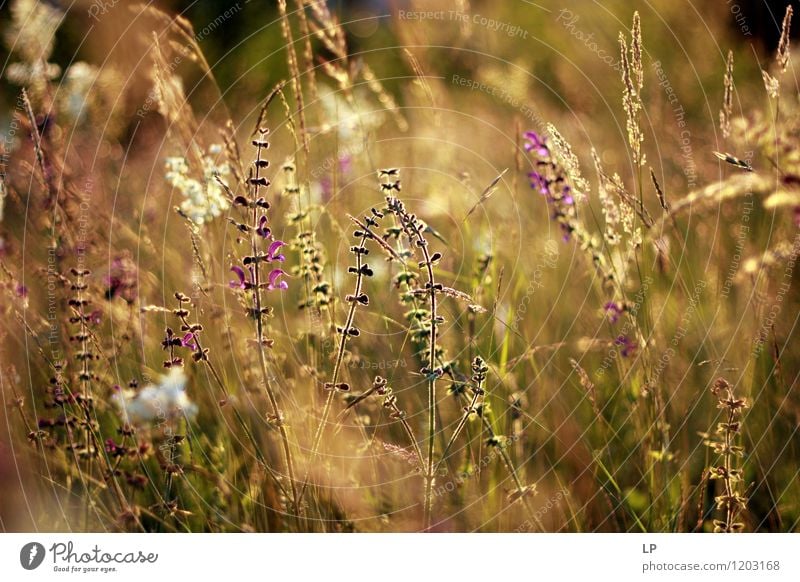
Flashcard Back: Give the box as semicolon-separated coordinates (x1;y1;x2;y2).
652;172;773;229
253;81;288;137
650;168;669;211
713;151;753;172
720;50;734;139
404;48;438;117
463;169;507;222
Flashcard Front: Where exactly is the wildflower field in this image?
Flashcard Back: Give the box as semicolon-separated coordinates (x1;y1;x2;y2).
0;0;799;533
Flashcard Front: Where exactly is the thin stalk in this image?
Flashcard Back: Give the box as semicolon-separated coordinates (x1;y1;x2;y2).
439;357;543;531
410;226;439;531
250;138;300;520
174;302;291;502
475;406;543;531
433;376;484;477
374;377;425;470
298;231;369;507
722;404;735;530
433;396;480;478
277;0;309;154
383;192;442;530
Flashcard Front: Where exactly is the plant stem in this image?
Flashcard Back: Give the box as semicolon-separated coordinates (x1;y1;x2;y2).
297;232;369;508
413;230;439;531
250;138;300;521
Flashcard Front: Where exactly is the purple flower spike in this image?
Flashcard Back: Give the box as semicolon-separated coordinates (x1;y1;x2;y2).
105;438;125;457
104;255;138;303
615;334;637;358
15;283;28;298
266;240;286;263
562;186;574;205
319;176;333;201
267;268;288;291
528;171;549;195
229;265;247;289
523;131;549;157
256;215;271;239
339;154;353;174
181;332;197;350
604;301;623;324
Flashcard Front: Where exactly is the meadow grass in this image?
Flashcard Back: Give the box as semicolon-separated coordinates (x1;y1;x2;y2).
0;1;798;533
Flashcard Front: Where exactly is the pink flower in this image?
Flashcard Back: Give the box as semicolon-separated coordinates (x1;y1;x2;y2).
266;240;286;263
523;131;549;157
615;335;637;358
229;265;247;289
267;268;288;291
181;333;197;350
256;215;271;239
88;309;103;325
339;154;353;174
104;255;138;303
604;301;624;323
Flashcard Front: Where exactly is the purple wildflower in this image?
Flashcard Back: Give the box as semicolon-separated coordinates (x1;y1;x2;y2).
181;333;197;350
319;176;333;201
523;131;549;157
105;438;126;457
267;268;288;291
104;255;138;303
528;171;549;195
524;129;578;242
229;265;247;290
615;335;638;357
15;283;28;298
88;309;103;325
604;301;624;324
339;154;353;174
266;240;286;263
256;215;271;239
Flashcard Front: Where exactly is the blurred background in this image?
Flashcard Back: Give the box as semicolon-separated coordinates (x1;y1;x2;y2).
1;0;798;532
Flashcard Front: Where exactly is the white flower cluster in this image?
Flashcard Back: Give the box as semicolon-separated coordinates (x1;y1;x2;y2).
165;144;230;225
318;87;385;148
4;0;62;88
58;62;99;122
113;367;197;424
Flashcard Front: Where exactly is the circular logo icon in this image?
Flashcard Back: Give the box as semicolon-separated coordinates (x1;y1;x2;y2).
20;542;46;570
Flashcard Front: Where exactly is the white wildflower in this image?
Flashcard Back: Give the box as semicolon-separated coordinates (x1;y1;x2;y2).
6;61;60;86
113;367;197;424
165;144;230;224
4;0;63;87
58;62;99;122
318;86;385;147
